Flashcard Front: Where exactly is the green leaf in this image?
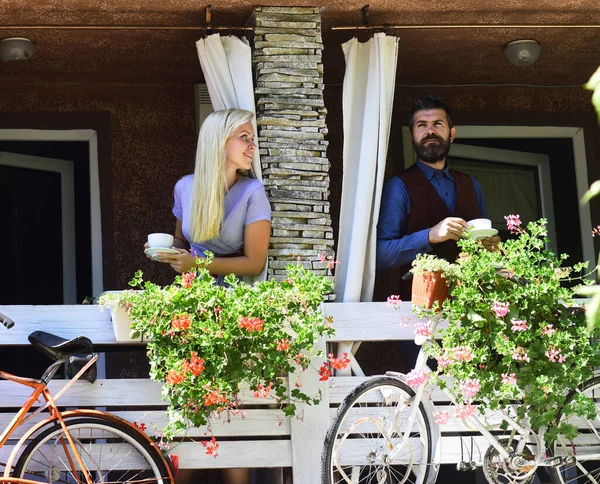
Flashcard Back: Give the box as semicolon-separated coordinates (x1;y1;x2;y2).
581;180;600;205
585;66;600;91
586;292;600;332
283;404;295;417
585;66;600;123
468;312;485;322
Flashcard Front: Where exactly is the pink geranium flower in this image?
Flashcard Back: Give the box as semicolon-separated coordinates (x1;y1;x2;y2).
492;301;510;318
455;403;476;419
504;214;522;233
437;355;452;369
512;347;531;363
545;346;566;363
501;373;517;386
460;378;481;398
434;411;451;425
453;346;473;362
413;322;432;338
387;295;401;307
406;369;428;388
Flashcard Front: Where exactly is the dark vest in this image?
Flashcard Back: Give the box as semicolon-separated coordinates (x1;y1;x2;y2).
374;164;482;301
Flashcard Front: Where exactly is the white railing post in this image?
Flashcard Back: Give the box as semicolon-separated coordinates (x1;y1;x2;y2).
289;336;330;483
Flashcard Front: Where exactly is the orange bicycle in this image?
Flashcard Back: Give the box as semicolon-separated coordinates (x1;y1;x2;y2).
0;312;175;484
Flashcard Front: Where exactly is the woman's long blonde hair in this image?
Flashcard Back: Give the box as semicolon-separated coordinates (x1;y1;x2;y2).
188;108;255;242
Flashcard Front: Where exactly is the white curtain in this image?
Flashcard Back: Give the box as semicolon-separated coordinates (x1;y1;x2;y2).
196;33;267;283
334;33;399;302
196;33;262;180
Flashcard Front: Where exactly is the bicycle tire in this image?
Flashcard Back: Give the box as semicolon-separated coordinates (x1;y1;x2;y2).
13;416;173;484
548;376;600;484
322;375;433;484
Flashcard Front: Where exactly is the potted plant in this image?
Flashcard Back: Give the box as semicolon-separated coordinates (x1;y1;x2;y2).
414;216;600;442
99;254;346;451
410;253;458;310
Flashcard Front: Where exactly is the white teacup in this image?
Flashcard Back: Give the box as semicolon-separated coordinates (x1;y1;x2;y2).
467;218;492;230
147;233;174;248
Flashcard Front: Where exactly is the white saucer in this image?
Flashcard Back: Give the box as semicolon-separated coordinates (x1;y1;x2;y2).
469;228;498;240
145;247;179;260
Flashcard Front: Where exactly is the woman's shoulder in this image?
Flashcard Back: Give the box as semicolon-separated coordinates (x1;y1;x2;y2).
235;176;266;194
174;174;194;191
238;176;264;187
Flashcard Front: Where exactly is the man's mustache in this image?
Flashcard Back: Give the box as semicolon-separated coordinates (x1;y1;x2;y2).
420;135;444;145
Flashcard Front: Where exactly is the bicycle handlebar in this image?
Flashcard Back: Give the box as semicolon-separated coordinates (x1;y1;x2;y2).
0;312;15;329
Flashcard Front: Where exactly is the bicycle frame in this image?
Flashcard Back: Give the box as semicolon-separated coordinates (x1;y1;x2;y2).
389;313;550;477
0;353;174;484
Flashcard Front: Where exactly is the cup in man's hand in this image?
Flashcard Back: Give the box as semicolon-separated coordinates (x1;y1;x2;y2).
466;218;498;241
147;233;174;248
467;218;492;230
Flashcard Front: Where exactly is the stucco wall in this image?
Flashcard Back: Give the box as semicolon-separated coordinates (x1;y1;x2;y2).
0;84;197;290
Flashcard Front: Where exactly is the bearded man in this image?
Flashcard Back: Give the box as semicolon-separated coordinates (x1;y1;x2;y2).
376;95;500;301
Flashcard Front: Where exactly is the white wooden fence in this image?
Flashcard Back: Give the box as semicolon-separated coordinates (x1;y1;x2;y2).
0;303;525;482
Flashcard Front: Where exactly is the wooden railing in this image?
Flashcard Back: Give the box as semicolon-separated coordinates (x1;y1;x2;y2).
0;303;544;482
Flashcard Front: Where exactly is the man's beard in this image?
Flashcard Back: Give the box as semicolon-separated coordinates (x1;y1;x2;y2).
413;134;452;164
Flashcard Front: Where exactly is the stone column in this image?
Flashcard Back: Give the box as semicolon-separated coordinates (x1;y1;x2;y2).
251;6;335;286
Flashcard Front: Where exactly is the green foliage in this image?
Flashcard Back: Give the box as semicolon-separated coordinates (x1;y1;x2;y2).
580;66;600;330
585;66;600;123
418;219;600;442
99;255;334;440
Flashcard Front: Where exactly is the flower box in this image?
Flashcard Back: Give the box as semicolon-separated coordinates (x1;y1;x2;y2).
109;305;143;342
100;291;144;342
411;270;449;310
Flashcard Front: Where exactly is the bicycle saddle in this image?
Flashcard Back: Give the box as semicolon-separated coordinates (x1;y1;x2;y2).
28;331;94;361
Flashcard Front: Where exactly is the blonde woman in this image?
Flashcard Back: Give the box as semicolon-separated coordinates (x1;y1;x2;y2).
151;108;271;484
156;108;271;281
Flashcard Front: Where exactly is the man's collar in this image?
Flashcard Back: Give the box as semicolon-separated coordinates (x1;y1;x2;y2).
416;159;454;181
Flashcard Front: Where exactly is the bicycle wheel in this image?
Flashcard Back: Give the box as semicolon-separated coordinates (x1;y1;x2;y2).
13;416;172;483
548;376;600;484
322;375;432;484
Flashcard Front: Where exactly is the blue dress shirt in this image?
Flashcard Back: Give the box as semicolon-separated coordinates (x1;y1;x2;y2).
376;160;489;271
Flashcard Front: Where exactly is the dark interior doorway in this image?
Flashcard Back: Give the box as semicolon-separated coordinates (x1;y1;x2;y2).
0;141;91;304
0;165;63;304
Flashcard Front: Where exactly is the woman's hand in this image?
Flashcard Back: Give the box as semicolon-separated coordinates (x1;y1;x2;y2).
155;248;198;273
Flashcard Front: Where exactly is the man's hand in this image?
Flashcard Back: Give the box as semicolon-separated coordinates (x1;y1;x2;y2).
428;217;468;244
481;235;501;252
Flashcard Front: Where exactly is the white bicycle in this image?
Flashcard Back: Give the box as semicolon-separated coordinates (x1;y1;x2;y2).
321;314;600;484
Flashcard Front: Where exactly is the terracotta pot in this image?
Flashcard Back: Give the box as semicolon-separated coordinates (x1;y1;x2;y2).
411;271;449;310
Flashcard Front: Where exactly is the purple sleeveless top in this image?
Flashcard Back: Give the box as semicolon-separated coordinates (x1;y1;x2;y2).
172;175;271;258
